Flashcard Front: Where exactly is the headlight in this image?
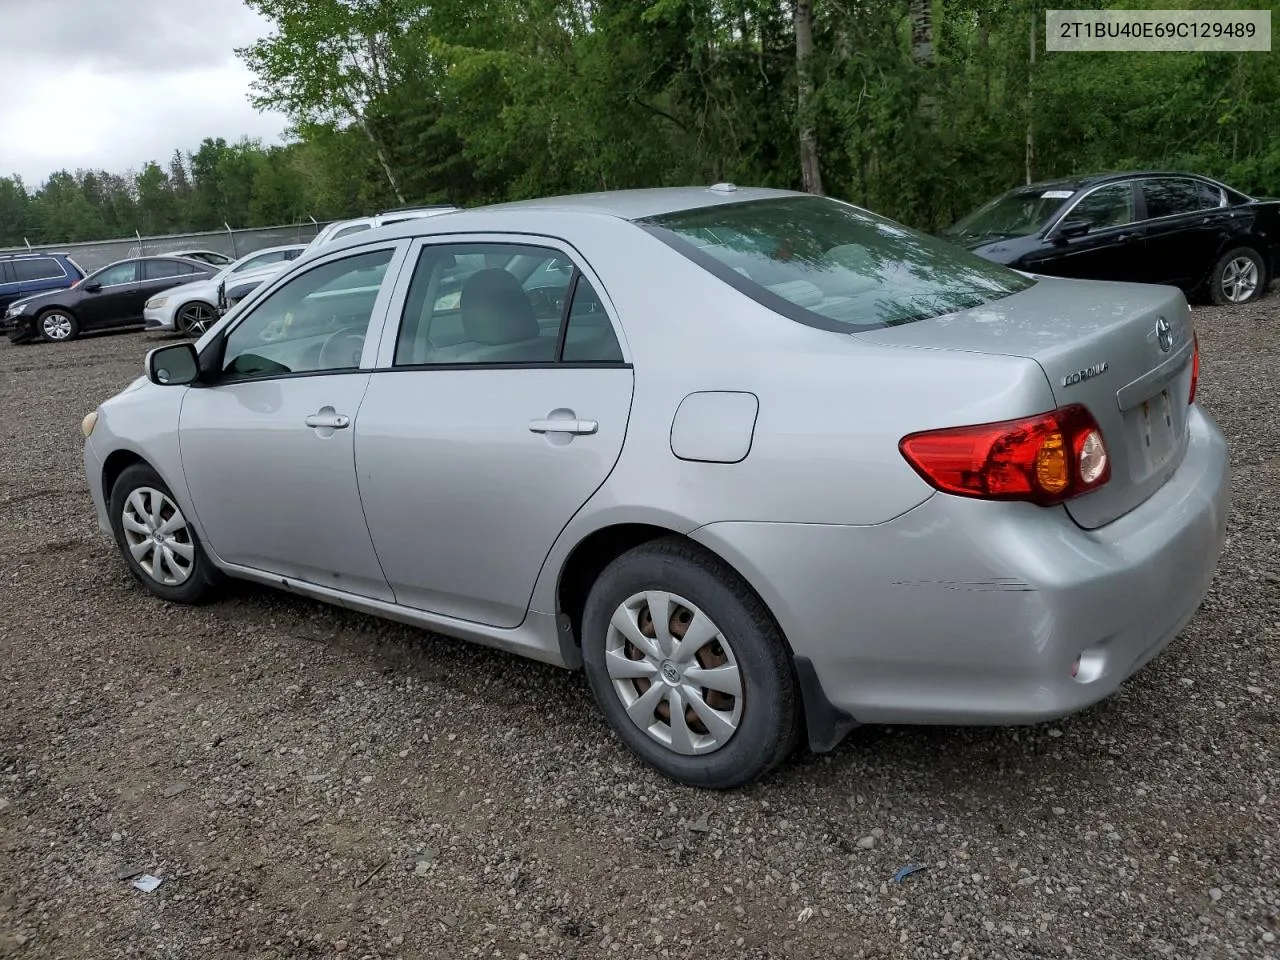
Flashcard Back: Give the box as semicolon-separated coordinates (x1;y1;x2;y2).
81;410;99;438
5;303;23;318
146;297;168;309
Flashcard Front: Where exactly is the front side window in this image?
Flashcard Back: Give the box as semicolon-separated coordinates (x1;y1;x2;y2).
219;248;393;382
393;242;622;365
92;262;139;287
13;258;64;282
642;196;1035;330
1064;183;1134;230
1142;178;1223;219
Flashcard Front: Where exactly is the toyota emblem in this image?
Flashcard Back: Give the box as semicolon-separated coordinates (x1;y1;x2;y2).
1155;315;1173;353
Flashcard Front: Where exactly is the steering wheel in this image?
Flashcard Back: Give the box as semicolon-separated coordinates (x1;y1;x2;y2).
318;330;365;370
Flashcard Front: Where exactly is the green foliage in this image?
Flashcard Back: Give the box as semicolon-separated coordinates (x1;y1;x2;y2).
3;0;1279;246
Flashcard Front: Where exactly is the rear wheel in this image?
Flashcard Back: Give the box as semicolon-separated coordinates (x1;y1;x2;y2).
108;463;223;604
581;537;799;789
1209;247;1266;305
175;301;217;336
37;310;78;342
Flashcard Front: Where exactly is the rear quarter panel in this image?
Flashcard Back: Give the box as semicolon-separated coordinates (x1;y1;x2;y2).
525;216;1060;613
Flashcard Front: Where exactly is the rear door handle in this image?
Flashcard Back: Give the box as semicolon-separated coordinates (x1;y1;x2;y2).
305;411;350;429
528;417;598;435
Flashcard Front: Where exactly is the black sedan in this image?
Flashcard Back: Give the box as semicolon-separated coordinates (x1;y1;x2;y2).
941;171;1280;305
4;255;217;344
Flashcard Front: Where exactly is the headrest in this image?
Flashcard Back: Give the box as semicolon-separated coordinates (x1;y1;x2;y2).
460;268;539;345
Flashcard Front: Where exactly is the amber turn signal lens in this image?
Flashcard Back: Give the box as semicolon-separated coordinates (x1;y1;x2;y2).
1034;432;1069;494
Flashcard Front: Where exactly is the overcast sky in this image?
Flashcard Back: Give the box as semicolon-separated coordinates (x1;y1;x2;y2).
0;0;290;187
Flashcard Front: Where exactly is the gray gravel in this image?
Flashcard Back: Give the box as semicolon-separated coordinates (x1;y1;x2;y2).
1;298;1278;960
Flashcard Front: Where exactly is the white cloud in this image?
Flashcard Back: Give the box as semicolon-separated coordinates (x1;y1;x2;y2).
0;0;290;186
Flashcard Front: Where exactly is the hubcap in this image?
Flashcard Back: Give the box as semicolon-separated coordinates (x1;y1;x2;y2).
121;487;195;586
1222;257;1259;303
180;304;214;334
41;314;72;340
605;591;744;756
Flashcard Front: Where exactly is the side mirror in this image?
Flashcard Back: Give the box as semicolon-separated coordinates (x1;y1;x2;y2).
146;342;200;386
82;281;102;293
1054;220;1091;242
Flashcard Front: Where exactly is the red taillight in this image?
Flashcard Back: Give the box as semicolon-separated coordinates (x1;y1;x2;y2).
899;404;1111;506
1188;331;1200;405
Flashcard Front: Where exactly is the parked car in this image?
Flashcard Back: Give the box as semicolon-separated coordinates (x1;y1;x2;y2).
304;205;460;253
0;252;86;314
170;249;235;267
5;255;216;343
81;185;1228;789
941;171;1280;304
144;244;306;334
214;261;298;316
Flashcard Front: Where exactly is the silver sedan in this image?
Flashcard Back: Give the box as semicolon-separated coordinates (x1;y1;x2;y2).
143;244;306;334
81;185;1230;789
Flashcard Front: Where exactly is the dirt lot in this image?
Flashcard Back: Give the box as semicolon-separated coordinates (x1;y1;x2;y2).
1;295;1278;960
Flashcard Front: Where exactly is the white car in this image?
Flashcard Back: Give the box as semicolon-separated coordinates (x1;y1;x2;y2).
303;206;460;253
143;245;306;335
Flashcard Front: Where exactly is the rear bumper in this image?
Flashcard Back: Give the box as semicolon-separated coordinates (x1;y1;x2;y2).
692;404;1230;738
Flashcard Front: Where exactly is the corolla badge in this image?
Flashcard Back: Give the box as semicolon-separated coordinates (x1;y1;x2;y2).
1155;315;1173;352
1061;362;1110;388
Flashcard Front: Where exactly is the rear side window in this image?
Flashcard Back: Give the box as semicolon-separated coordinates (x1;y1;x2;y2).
0;262;15;284
144;259;185;280
1142;179;1223;219
392;242;623;366
640;196;1035;331
13;258;66;282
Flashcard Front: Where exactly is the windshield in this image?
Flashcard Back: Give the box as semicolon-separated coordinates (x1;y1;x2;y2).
641;195;1036;330
944;187;1077;242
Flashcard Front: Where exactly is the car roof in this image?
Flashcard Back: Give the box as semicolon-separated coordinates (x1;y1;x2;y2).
473;184;802;219
1015;170;1234;196
0;250;74;260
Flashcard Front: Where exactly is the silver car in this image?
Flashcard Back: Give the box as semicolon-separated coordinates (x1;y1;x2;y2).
144;245;307;334
81;185;1230;789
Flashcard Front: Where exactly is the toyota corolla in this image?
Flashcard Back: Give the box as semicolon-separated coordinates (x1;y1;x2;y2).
80;185;1230;789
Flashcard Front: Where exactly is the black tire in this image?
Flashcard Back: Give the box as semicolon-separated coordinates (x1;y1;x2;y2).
108;463;223;604
1209;246;1266;305
36;309;79;343
175;301;217;336
581;537;799;790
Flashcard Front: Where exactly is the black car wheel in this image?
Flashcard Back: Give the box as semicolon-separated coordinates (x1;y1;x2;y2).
176;301;217;336
37;309;79;342
108;463;223;605
581;537;800;790
1210;247;1266;305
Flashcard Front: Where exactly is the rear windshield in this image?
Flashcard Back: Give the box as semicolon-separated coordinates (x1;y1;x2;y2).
640;195;1035;331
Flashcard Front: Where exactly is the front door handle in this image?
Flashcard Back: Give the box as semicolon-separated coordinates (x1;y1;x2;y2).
305;411;350;429
528;417;598;436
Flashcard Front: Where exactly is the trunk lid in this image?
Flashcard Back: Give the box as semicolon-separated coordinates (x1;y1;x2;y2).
854;276;1197;529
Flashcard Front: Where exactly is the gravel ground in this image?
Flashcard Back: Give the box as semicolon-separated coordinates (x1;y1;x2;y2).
1;296;1277;960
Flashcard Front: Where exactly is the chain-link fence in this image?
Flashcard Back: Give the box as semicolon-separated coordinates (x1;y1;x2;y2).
0;222;337;272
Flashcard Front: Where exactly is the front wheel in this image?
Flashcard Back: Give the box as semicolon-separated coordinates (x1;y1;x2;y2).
175;301;217;336
581;538;799;789
37;310;79;342
108;463;223;604
1210;247;1266;305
